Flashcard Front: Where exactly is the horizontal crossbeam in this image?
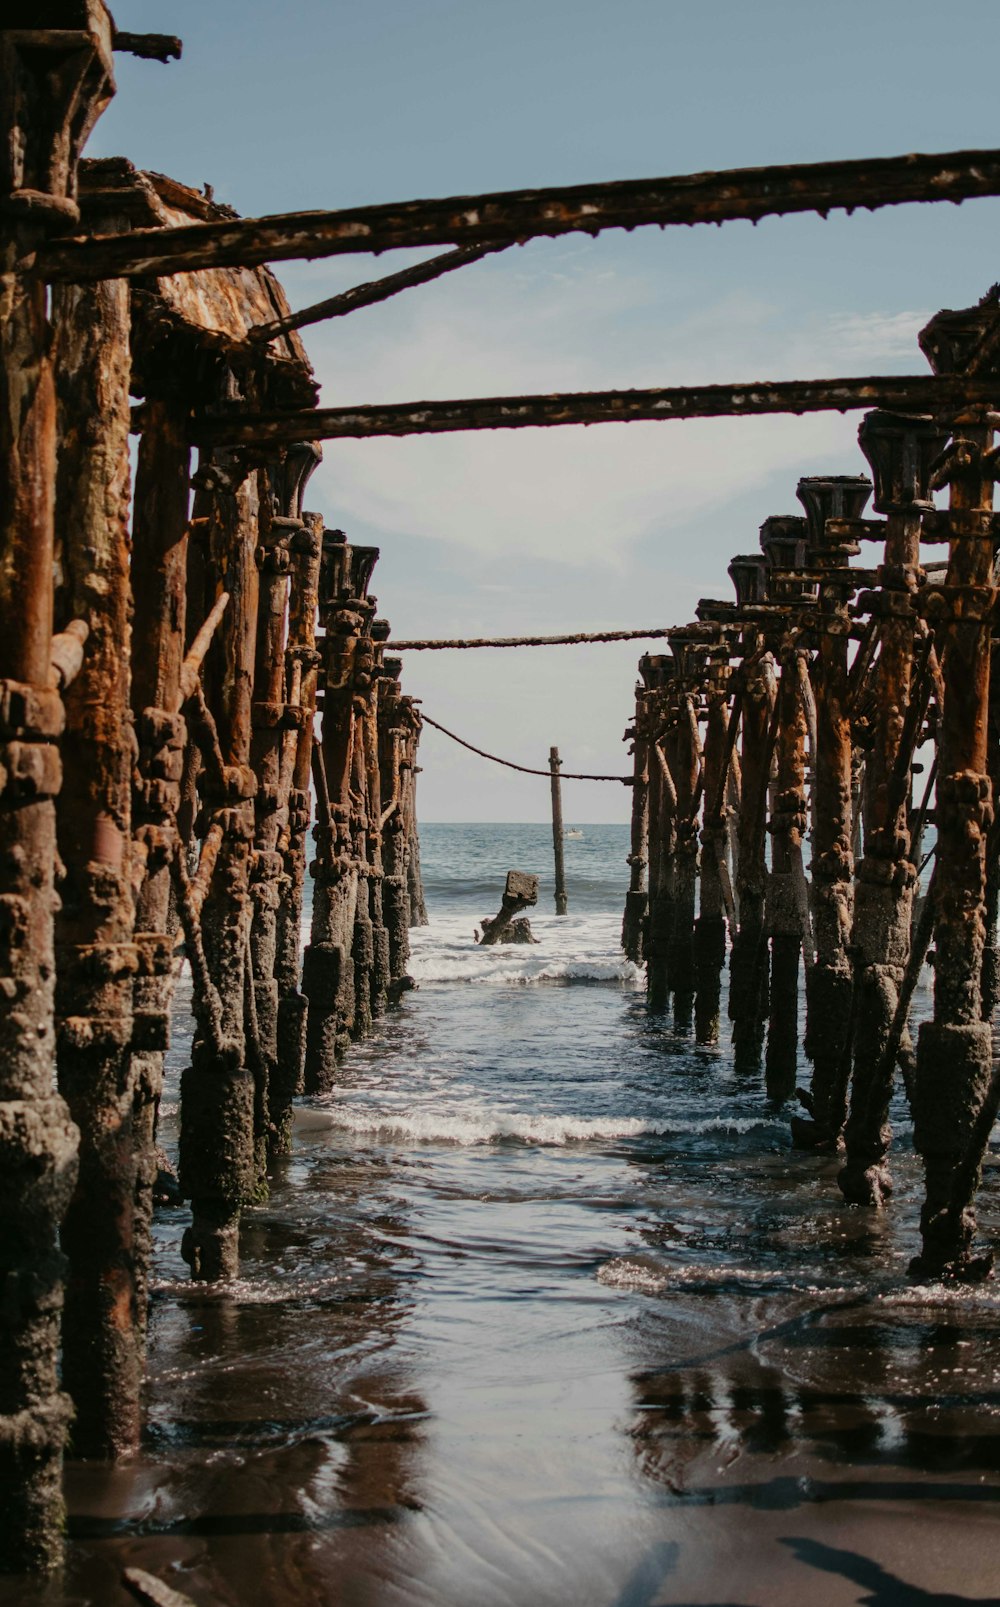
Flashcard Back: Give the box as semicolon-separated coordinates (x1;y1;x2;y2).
390;628;678;649
41;146;1000;282
186;374;1000;449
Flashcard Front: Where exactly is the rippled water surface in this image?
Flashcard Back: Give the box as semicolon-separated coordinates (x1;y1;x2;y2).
10;824;1000;1605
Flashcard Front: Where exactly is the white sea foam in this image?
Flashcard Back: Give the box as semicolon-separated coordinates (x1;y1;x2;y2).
151;1274;349;1305
597;1256;852;1296
596;1256;670;1293
877;1281;1000;1310
295;1105;774;1147
406;911;642;987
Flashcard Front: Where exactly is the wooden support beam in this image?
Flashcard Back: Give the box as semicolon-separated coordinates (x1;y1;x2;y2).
112;32;182;63
177;590;230;705
188;375;1000;450
178;452;261;1283
52;211;141;1463
912;316;1000;1277
0;2;114;1571
271;512;323;1152
666;692;702;1030
405;726;429;929
128;398;191;1332
694;676;731;1043
793;475;873;1148
377;677;419;987
302;534;377;1091
765;646;810;1102
40;145;1000;282
840;412;948;1205
246;242;508;346
390;628;677;649
621;699;650;966
729;648;778;1071
550;748;568;917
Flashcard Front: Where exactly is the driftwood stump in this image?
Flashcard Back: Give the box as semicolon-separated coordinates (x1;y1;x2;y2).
480;915;539;945
478;872;539;946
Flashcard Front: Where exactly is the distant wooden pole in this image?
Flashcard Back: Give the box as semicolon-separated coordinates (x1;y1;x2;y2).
550;747;568;915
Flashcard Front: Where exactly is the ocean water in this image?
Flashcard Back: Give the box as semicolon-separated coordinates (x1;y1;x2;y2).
9;823;1000;1607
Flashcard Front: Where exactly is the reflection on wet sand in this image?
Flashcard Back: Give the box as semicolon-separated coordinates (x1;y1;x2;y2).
624;1251;1000;1600
782;1540;993;1606
24;1145;430;1607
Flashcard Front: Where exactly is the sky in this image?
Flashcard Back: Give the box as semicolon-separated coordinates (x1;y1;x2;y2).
91;0;1000;820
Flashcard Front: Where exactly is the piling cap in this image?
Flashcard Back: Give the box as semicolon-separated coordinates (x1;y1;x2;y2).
640;654;676;691
857;410;950;514
919;292;1000;377
796;475;871;550
348;545;380;600
695;597;737;625
759;514;808;569
758;515;818;604
728;553;768;608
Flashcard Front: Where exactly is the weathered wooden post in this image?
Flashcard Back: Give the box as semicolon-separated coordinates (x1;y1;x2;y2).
129;393;193;1309
302;533;375;1086
393;672;428;934
909;302;999;1277
365;620;392;1023
793;475;872;1144
693;624;735;1043
839;411;948;1204
0;3;118;1568
347;557;380;1044
406;753;430;928
247;475;292;1172
982;654;1000;1024
271;510;323;1154
644;655;678;1012
377;658;413;990
621;688;649;962
52;172;141;1460
550;747;569;915
0;6;114;1568
665;629;706;1031
179;447;260;1281
759;517;813;1102
302;529;352;1085
247;444;318;1170
388;688;423;940
727;555;776;1072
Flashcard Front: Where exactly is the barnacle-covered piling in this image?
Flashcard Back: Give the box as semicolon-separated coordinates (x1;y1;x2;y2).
0;3;114;1568
839;413;947;1205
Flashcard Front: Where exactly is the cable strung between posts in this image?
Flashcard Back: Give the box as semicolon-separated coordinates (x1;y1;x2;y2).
390;626;678;650
421;713;631;783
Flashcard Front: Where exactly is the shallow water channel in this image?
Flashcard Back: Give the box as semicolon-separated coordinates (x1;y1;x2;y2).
9;825;1000;1605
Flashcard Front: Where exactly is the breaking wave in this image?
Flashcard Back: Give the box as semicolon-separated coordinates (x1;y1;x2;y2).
407;911;642;987
295;1106;775;1147
597;1256;856;1297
